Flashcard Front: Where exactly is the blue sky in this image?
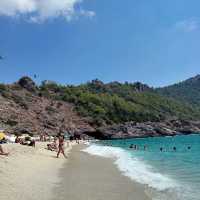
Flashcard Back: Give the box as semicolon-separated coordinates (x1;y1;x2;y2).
0;0;200;87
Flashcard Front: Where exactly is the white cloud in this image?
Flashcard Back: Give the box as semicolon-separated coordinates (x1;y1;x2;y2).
0;0;95;23
175;18;200;32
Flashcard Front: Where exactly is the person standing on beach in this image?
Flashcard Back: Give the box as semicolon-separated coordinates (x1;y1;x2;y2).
57;135;67;158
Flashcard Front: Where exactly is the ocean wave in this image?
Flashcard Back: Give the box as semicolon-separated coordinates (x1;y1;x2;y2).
83;144;178;191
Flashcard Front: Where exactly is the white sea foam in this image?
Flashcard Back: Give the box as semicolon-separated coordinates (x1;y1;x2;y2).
83;144;178;191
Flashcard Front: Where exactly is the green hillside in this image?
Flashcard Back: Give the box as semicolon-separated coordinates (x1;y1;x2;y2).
156;75;200;107
39;79;200;126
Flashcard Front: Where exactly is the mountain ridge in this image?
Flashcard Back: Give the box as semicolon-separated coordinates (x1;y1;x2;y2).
156;74;200;107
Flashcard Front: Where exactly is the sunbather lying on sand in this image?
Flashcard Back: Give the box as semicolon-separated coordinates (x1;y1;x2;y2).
18;137;36;147
0;144;9;156
47;137;58;151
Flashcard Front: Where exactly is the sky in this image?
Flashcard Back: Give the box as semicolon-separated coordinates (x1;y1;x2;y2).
0;0;200;87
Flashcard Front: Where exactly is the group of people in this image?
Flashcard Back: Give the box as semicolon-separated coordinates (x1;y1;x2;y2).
159;146;191;152
129;144;147;150
0;134;68;158
0;131;82;159
0;135;36;157
128;144;192;152
15;136;36;147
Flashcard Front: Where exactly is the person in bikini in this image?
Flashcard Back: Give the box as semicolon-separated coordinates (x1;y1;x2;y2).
57;135;67;158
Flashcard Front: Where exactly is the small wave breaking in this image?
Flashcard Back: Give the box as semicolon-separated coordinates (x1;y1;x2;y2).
83;144;178;191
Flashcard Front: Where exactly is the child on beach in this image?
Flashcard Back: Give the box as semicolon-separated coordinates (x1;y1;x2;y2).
57;135;67;158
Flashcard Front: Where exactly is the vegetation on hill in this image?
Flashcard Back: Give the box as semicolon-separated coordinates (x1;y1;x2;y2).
0;76;200;129
156;75;200;107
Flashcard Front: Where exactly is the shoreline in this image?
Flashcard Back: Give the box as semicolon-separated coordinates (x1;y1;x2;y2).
52;144;150;200
1;142;151;200
92;132;200;140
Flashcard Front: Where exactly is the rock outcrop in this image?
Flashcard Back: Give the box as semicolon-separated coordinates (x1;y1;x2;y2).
88;120;200;139
18;76;37;92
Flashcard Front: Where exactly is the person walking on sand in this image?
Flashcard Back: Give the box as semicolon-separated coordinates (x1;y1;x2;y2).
57;135;67;158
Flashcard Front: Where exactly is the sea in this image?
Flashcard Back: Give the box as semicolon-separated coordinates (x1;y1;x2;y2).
83;134;200;200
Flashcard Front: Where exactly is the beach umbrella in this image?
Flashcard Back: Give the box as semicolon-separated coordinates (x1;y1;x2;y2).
0;132;6;140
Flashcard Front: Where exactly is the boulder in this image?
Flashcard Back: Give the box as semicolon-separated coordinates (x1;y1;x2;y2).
18;76;37;92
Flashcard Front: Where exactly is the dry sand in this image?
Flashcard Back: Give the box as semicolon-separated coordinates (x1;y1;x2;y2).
0;142;73;200
52;145;150;200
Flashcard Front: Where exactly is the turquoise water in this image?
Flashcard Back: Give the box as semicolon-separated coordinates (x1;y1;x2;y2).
85;134;200;200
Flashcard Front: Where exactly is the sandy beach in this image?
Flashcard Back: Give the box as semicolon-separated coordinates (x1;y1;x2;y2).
0;142;150;200
52;144;150;200
0;142;72;200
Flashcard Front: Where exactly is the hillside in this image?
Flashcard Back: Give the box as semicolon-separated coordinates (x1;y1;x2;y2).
0;76;200;138
0;77;94;136
39;79;200;126
156;75;200;107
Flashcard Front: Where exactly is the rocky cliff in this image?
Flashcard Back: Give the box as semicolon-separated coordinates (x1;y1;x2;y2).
90;120;200;139
0;77;94;136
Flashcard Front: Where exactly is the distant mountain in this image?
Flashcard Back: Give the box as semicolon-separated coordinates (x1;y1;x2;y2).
156;75;200;107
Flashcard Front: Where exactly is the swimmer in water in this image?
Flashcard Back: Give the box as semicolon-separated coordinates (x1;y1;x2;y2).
129;144;134;149
173;147;177;151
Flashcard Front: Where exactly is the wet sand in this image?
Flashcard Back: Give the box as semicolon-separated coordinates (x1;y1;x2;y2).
52;144;150;200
